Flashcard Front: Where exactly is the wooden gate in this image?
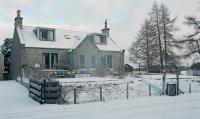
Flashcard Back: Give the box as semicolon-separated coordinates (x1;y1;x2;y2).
29;78;60;104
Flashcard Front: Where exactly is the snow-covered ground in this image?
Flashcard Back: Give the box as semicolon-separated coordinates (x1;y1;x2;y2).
58;77;150;103
141;74;200;93
1;75;200;119
56;74;200;103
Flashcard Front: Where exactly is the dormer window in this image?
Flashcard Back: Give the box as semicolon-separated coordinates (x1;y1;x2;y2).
34;28;55;41
94;35;106;44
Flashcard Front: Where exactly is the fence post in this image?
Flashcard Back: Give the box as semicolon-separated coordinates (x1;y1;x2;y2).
42;79;46;104
149;84;151;96
126;83;129;99
74;88;77;104
100;87;103;101
176;72;179;95
189;83;191;93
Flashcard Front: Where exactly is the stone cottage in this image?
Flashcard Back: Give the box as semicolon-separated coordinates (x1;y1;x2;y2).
11;10;125;80
0;52;4;80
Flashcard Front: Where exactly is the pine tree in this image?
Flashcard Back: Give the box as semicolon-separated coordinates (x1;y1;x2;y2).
1;38;12;73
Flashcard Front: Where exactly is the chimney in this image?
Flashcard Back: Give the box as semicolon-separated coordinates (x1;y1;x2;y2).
101;20;110;37
14;10;23;29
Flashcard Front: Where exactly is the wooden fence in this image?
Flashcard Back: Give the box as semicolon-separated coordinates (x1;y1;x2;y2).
62;83;154;104
29;78;60;104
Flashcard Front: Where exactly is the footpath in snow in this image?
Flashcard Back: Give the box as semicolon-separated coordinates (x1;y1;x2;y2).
0;80;200;119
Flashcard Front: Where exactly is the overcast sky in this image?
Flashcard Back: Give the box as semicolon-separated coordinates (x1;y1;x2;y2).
0;0;199;55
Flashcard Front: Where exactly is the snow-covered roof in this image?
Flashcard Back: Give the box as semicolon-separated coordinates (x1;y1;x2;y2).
17;26;89;49
17;26;121;51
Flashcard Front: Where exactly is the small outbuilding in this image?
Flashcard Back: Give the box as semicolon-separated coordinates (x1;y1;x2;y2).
124;64;133;72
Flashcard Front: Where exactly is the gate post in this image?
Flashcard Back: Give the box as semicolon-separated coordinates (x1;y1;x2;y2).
149;84;151;96
100;87;103;101
74;88;77;104
126;83;129;99
42;79;46;104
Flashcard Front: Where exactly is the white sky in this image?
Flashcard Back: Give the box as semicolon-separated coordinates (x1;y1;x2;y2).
0;0;199;55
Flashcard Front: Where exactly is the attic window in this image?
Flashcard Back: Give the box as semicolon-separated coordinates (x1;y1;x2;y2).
34;28;55;41
94;35;106;44
73;35;80;40
64;35;71;39
39;29;55;41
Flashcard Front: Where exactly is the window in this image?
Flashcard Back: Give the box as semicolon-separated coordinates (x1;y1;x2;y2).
94;35;106;44
91;55;96;68
101;55;112;68
51;53;58;68
94;35;101;43
101;56;106;67
100;35;106;44
38;29;54;41
43;53;50;68
42;53;58;68
80;55;85;68
107;55;112;68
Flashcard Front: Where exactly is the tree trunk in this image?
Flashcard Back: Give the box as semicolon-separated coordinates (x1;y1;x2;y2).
155;7;163;72
145;21;150;73
163;7;167;69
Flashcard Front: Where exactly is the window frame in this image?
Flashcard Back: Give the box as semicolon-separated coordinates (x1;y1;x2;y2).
101;55;112;68
34;28;55;41
91;55;96;68
42;53;58;69
80;55;85;68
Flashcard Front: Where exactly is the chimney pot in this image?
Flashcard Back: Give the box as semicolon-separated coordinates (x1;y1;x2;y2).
17;10;21;17
14;10;23;29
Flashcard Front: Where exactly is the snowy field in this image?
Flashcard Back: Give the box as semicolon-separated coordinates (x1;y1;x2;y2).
1;80;200;119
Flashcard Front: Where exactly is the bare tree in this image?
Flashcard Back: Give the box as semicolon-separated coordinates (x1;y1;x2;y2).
179;16;200;57
160;4;179;68
149;2;164;71
129;2;179;73
129;19;159;72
